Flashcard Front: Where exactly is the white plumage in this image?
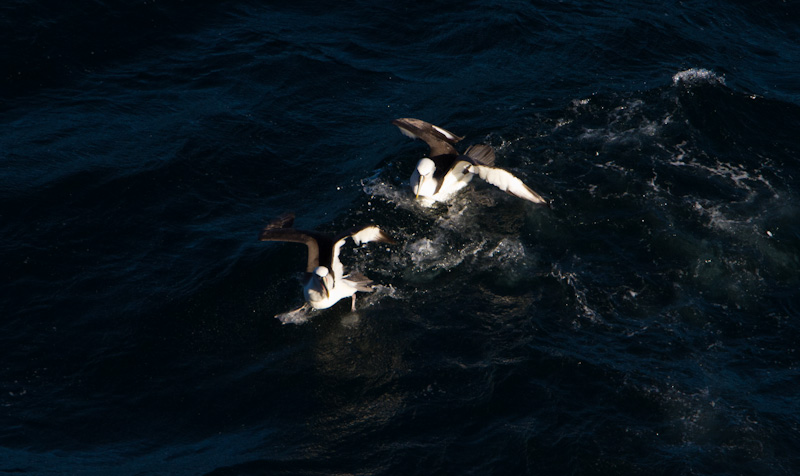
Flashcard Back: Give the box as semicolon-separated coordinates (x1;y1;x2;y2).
259;214;395;320
303;266;372;311
410;158;473;203
469;165;547;204
393;118;549;206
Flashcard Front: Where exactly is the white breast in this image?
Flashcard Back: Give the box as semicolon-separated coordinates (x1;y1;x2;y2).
410;168;439;198
304;277;359;310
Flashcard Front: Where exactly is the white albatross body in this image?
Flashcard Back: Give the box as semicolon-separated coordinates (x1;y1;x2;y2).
259;214;395;320
410;157;474;205
393;118;549;206
303;266;372;311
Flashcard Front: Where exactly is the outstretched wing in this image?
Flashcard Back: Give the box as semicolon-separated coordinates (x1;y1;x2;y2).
469;165;548;205
330;225;396;281
346;225;396;246
343;271;374;293
259;216;331;273
463;144;496;167
392;118;462;158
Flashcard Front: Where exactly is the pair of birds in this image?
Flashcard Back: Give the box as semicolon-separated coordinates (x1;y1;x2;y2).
260;118;548;321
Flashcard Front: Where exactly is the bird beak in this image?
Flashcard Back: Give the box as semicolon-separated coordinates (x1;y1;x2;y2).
321;276;331;298
415;175;423;199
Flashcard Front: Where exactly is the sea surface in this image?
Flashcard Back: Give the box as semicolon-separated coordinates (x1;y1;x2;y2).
2;1;800;475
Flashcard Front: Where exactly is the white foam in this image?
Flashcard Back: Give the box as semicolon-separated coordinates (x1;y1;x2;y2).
487;237;526;261
361;176;419;211
672;68;726;86
483;237;530;276
549;265;601;323
692;201;744;233
275;306;313;325
577;99;670;147
364;172;537;286
353;283;403;309
405;235;480;272
668;149;775;196
434;198;473;230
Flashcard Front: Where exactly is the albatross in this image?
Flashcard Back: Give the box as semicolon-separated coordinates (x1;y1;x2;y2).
259;213;395;321
392;118;548;206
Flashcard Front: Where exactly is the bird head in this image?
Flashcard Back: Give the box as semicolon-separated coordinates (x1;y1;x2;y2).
414;158;436;199
314;266;331;298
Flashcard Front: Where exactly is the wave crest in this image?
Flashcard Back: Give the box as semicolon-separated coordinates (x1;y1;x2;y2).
672;68;726;86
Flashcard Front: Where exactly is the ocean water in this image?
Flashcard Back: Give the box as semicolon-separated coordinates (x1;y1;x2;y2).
2;1;800;474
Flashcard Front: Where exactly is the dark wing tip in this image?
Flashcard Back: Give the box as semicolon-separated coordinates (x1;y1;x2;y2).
378;229;398;245
366;226;398;245
259;212;296;240
264;212;295;230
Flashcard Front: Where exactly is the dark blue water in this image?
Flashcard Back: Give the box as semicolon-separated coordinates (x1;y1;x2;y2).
2;1;800;474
